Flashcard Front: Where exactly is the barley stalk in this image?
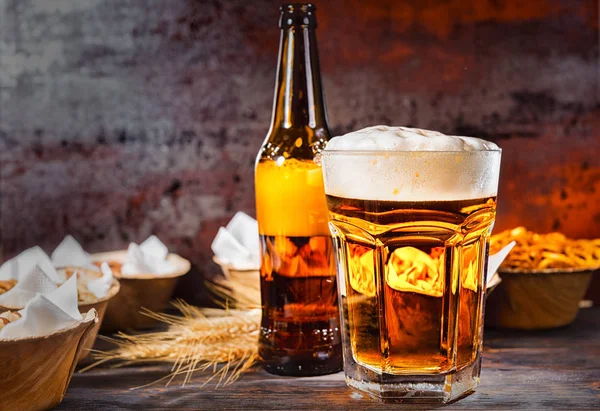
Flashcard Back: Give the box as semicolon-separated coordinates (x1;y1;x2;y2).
82;279;262;387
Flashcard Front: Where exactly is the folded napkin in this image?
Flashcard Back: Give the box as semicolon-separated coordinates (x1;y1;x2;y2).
52;235;113;298
121;235;176;276
211;212;260;270
0;265;57;308
87;262;113;299
486;241;516;287
0;246;62;283
51;235;98;271
0;274;82;339
0;237;114;301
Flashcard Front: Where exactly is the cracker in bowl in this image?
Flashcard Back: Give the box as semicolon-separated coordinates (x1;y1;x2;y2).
491;226;600;272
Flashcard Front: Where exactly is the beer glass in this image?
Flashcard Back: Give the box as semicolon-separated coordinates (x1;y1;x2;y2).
321;131;501;402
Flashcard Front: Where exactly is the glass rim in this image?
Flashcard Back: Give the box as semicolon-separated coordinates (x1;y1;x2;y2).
321;148;502;155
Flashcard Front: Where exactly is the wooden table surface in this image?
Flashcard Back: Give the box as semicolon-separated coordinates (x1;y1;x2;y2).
58;307;600;410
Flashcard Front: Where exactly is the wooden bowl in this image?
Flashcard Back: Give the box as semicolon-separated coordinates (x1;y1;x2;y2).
0;267;121;364
0;309;97;410
75;276;120;364
213;257;260;308
91;251;191;332
485;267;595;330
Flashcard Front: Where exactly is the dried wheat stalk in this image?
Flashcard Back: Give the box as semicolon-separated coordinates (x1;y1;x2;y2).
82;279;261;387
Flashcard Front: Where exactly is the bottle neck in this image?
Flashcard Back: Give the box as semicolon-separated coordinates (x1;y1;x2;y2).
270;26;328;131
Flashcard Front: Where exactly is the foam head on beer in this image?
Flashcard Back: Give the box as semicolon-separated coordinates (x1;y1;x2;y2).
321;125;501;202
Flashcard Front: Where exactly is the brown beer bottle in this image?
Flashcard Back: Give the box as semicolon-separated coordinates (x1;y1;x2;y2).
254;3;342;376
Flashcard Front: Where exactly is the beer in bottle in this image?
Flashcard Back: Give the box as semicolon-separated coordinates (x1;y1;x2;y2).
254;3;342;376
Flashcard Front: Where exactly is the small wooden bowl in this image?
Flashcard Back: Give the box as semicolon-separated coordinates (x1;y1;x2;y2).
0;268;121;364
213;257;260;307
0;309;97;410
91;250;191;332
72;270;120;364
485;267;595;330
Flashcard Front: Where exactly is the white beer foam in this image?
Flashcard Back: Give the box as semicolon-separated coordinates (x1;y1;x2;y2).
322;126;501;202
325;125;499;152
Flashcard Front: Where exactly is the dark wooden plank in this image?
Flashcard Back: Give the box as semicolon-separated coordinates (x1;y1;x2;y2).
57;307;600;410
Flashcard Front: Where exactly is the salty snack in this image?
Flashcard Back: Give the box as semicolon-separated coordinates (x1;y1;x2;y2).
60;267;107;305
0;279;17;295
0;311;21;330
491;226;600;271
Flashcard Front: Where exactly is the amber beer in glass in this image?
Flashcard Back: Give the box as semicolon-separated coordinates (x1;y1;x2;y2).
321;127;501;401
254;4;342;376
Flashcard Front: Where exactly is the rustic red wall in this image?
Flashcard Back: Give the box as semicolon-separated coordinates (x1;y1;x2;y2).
0;0;598;304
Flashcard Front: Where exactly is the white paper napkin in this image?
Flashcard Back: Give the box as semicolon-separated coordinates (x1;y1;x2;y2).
211;212;260;270
0;274;82;339
0;265;58;308
51;235;98;271
52;235;113;298
486;241;516;289
121;235;175;276
0;246;62;283
140;236;169;261
226;212;260;260
87;262;113;299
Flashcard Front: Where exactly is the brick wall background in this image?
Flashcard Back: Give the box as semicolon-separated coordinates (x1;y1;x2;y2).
1;0;598;304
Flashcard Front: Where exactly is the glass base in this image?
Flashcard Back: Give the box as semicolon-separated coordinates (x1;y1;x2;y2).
345;355;481;403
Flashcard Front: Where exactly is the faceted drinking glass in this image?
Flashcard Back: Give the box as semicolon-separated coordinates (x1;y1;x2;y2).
321;148;501;402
